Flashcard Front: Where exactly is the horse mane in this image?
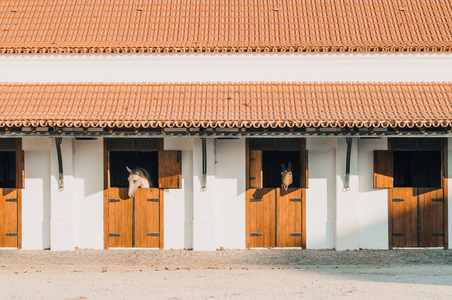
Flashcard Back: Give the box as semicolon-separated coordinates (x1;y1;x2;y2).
133;167;154;187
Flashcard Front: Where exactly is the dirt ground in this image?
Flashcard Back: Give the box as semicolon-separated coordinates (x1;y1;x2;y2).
0;249;451;299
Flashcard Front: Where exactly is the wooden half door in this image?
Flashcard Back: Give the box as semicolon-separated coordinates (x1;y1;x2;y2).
0;189;19;247
390;187;444;247
107;188;133;247
107;187;162;248
418;188;444;247
276;188;302;248
390;188;418;247
248;188;275;248
135;188;161;248
247;188;304;248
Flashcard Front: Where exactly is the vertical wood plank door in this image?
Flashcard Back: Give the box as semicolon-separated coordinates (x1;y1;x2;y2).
135;188;161;248
390;188;418;247
107;187;161;248
276;188;302;248
107;188;133;248
248;188;275;248
0;188;18;248
419;188;444;247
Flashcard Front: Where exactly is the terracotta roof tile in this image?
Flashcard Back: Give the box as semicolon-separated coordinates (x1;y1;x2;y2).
0;1;451;54
0;82;451;129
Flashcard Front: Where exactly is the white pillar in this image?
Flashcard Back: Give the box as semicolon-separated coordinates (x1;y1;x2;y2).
335;137;360;250
22;137;51;250
192;138;216;251
50;137;76;251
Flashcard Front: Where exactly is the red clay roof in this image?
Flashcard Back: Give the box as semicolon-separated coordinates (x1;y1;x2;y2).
0;82;451;129
1;1;451;54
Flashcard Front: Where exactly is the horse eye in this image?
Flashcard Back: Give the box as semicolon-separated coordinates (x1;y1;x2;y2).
133;180;137;183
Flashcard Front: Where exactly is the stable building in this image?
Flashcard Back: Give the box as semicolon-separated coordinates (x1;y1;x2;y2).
0;1;451;251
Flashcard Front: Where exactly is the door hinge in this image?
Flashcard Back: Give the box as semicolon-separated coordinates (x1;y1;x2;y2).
290;233;302;237
250;157;255;161
108;199;120;203
250;177;256;180
147;198;160;202
432;198;444;202
250;198;262;202
6;233;18;237
392;232;405;236
290;198;302;202
5;198;18;202
147;233;160;237
392;198;404;202
250;232;262;237
432;233;444;236
108;233;120;237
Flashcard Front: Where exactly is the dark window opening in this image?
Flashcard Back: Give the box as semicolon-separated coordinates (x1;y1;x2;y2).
110;151;158;188
0;151;16;188
262;151;300;188
393;151;441;188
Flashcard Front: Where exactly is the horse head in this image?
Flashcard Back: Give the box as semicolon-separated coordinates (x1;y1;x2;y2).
126;166;151;198
281;162;293;191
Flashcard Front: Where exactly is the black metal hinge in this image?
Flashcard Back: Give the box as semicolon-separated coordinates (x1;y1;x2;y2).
108;199;120;203
147;233;160;237
148;198;160;202
392;198;404;202
5;198;18;202
250;157;255;161
432;233;444;237
250;198;262;202
250;177;256;180
6;233;18;237
432;198;444;202
290;198;302;202
250;233;262;237
290;233;302;237
392;232;405;236
108;233;120;237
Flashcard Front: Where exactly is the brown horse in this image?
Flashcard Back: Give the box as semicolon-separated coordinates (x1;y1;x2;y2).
281;162;293;191
126;166;154;197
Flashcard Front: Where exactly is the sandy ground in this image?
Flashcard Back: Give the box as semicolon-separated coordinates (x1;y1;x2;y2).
0;249;451;299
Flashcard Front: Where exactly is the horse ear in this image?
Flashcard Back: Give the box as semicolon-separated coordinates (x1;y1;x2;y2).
288;162;292;171
281;163;285;171
126;166;133;173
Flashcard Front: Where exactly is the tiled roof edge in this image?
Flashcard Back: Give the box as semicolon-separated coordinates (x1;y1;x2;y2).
1;45;452;54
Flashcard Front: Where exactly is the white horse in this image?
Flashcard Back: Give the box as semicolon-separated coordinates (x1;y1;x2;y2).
126;166;154;197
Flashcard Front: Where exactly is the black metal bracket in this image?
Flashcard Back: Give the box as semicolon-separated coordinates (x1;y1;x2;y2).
290;233;302;237
6;233;18;237
5;198;18;202
344;137;353;191
250;198;262;202
147;233;160;237
108;233;120;237
392;198;404;202
55;137;64;191
108;199;120;203
147;198;160;202
290;198;302;202
250;233;263;237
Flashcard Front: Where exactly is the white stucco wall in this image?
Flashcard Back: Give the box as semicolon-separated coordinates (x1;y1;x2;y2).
357;138;389;250
214;138;246;249
22;137;51;250
306;138;335;249
0;54;451;83
73;138;104;249
163;138;194;250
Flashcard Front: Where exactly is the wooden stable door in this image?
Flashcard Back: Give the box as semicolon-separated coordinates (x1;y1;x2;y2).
107;188;162;248
390;187;444;247
0;189;19;247
248;188;303;248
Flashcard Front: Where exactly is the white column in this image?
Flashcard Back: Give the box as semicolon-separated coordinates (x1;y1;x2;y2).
358;138;389;249
305;138;336;249
163;137;194;250
22;137;51;250
192;138;216;251
50;137;76;251
335;137;360;250
73;138;104;249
